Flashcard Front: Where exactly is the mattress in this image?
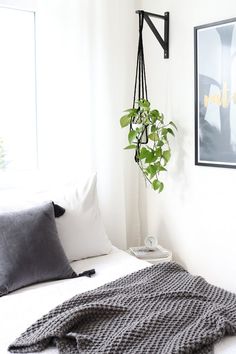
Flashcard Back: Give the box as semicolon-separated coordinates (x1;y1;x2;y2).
1;247;236;354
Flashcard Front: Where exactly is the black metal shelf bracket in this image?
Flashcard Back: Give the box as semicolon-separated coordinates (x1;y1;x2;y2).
136;10;169;58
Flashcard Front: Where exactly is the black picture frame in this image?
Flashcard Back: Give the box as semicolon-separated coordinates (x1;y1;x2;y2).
194;17;236;168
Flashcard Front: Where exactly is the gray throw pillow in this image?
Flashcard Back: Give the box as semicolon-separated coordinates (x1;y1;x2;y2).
0;202;76;296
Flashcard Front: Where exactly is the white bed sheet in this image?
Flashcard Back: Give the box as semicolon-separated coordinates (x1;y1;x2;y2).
0;247;235;354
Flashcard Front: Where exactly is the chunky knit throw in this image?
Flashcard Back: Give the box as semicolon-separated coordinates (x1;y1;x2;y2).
9;262;236;354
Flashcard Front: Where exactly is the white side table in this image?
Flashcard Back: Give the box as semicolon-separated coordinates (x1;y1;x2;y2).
128;244;172;265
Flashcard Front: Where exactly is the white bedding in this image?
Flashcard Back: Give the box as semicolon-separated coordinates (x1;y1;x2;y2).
1;247;236;354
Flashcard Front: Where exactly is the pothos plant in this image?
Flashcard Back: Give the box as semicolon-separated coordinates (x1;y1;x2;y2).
120;99;177;192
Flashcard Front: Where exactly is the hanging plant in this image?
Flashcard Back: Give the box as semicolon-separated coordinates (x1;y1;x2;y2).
120;11;177;192
120;99;176;192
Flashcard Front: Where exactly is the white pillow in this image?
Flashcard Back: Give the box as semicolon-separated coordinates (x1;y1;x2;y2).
0;174;112;262
53;175;112;262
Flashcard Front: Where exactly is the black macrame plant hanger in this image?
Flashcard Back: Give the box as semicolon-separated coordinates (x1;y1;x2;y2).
133;12;148;109
131;10;169;163
132;11;148;162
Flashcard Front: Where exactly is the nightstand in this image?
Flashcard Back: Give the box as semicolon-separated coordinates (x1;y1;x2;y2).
128;244;172;265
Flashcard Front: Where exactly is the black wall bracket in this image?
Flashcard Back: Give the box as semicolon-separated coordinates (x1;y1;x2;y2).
136;10;169;59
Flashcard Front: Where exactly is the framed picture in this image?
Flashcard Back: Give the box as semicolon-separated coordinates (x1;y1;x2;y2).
194;18;236;168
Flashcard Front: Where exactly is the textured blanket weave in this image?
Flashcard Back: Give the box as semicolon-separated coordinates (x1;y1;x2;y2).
9;262;236;354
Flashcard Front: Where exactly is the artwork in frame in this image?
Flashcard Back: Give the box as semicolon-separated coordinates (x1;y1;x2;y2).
194;17;236;168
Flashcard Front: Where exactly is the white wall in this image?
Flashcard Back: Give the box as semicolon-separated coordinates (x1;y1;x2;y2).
139;0;236;292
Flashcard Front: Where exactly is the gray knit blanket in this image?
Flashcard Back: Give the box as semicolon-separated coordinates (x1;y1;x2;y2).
9;262;236;354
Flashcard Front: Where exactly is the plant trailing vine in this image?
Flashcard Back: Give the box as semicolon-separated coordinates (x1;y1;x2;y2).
120;99;176;192
120;11;176;192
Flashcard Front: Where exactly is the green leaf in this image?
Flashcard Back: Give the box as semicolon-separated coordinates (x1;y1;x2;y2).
157;140;164;147
124;144;136;150
124;108;138;114
161;128;168;142
169;121;177;130
150;110;159;123
138;99;150;108
149;132;158;141
128;130;137;144
139;147;150;160
138;100;150;112
159;182;164;192
150;109;159;117
120;115;131;128
162;128;168;135
151;125;157;133
155;147;162;157
145;151;157;163
162;150;171;163
167;128;175;136
152;179;161;191
150;116;157;124
158;165;167;172
148;164;158;179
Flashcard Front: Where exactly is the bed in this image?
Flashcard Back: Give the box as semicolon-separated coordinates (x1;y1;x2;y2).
1;176;236;353
0;247;235;354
